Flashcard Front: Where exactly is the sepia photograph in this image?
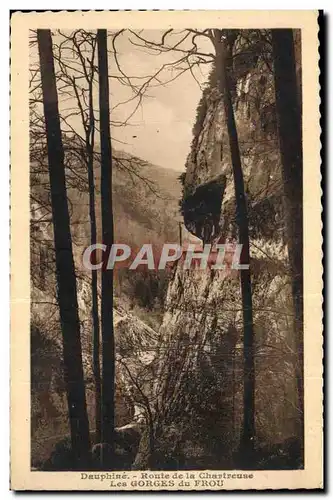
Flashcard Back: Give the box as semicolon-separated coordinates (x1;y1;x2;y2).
10;10;322;490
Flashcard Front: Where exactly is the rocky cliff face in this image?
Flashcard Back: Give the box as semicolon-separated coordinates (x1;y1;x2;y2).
155;33;300;467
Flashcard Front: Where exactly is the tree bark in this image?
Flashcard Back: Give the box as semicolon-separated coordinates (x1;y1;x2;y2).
87;126;102;443
86;47;102;443
272;29;304;452
37;29;91;466
97;29;115;449
214;30;255;459
60;34;102;442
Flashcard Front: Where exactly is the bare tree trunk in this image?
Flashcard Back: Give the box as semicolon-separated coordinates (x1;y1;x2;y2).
59;32;102;442
86;51;102;443
147;410;155;469
87;135;102;443
37;29;91;466
272;29;303;453
97;29;115;449
214;30;255;460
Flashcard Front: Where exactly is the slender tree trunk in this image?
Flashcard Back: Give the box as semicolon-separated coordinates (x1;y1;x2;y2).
214;30;255;459
97;29;115;449
147;411;155;469
37;29;91;466
272;29;304;452
69;36;102;443
87;141;102;442
86;59;102;443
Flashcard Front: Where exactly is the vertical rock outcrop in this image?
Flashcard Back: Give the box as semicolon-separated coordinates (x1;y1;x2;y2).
154;31;300;469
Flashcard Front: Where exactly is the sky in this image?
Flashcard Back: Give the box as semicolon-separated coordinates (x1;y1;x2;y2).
30;29;213;172
108;31;211;171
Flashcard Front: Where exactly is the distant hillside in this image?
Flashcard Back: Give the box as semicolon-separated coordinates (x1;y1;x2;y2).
112;155;182;246
66;149;183;258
